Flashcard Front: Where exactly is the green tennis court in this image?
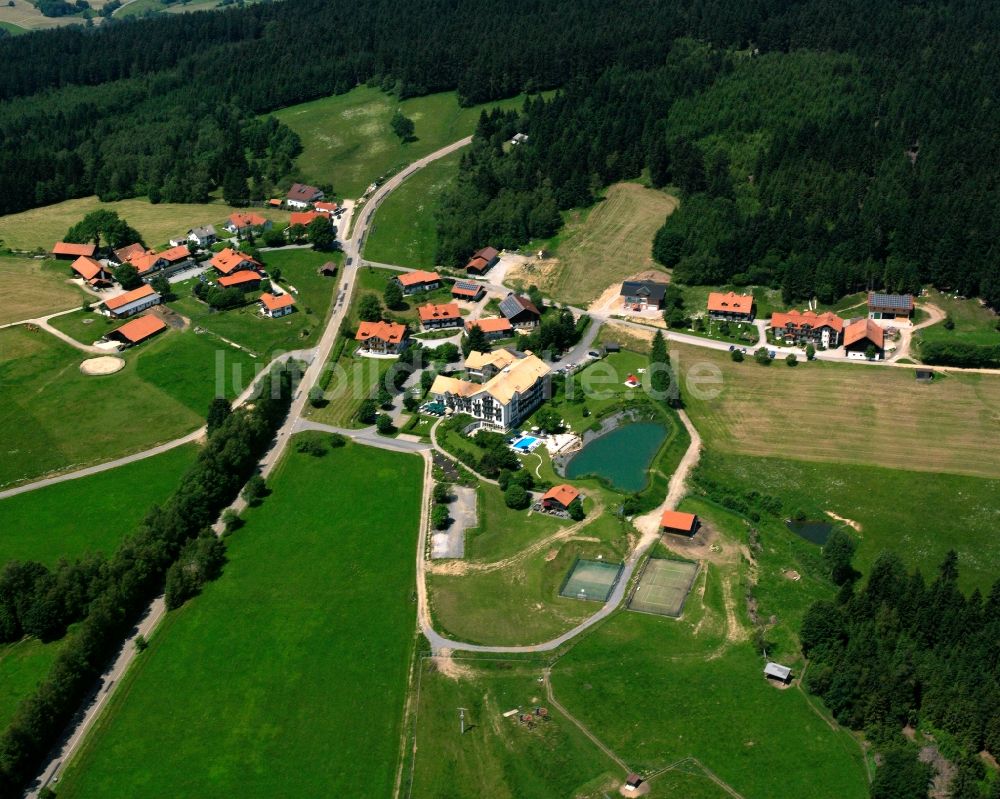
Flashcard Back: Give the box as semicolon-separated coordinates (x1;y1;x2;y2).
628;558;698;617
559;559;623;602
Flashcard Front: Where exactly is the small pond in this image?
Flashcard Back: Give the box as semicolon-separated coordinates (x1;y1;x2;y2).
785;519;833;545
565;422;667;492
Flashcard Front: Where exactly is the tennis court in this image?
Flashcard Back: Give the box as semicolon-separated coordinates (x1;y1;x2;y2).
628;558;698;617
559;559;623;602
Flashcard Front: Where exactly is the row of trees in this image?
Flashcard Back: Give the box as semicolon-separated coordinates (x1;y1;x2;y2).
0;367;297;794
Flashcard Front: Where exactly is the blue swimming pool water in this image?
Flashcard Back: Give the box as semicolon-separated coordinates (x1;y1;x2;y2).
512;436;539;451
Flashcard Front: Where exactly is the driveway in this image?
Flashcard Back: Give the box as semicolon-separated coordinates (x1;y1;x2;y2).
431;485;476;559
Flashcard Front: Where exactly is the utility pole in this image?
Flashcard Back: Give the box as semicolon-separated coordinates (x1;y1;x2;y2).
457;707;467;735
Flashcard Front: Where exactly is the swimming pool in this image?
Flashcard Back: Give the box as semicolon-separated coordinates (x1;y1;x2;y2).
511;435;541;452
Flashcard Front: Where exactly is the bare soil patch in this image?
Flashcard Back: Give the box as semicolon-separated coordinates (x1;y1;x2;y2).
80;356;125;375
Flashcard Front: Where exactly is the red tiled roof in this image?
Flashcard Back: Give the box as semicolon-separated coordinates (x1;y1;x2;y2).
474;246;499;261
259;292;295;311
466;317;513;334
418;302;460;322
268;198;283;207
770;310;844;333
52;242;96;257
843;318;885;349
708;291;753;314
228;212;267;228
286;183;322;202
113;242;147;263
104;284;156;311
131;250;162;274
71;256;105;281
397;270;441;287
210;247;260;275
452;283;483;298
158;244;190;263
217;270;261;287
289;211;328;227
314;201;338;214
660;510;697;531
356;320;406;344
543;484;580;507
111;314;166;343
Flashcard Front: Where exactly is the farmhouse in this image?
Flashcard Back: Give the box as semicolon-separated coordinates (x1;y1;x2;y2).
418;302;462;330
217;270;262;290
225;212;270;236
770;310;844;348
542;484;580;512
101;284;161;318
356;320;409;354
131;250;164;277
868;292;914;320
394;270;441;295
465;348;517;381
466;317;513;340
452;279;485;301
70;256;113;288
210;247;262;276
429;353;551;431
466;246;500;275
106;314;167;347
620;280;668;310
52;242;97;260
286;182;324;209
499;293;541;329
112;242;148;264
707;291;755;322
289;211;329;228
259;292;295;318
764;662;792;684
660;510;699;536
843;318;885;360
314;201;338;215
186;225;217;248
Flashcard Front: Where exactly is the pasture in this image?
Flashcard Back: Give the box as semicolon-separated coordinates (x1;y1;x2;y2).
917;288;1000;348
673;340;1000;479
57;440;423;798
308;345;395;427
272;87;531;198
0;256;86;325
407;658;619;798
0;196;289;252
363;148;464;268
0;443;197;566
507;183;677;307
0;638;64;732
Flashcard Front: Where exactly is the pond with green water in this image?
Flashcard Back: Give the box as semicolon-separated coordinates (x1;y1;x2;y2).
565;422;667;492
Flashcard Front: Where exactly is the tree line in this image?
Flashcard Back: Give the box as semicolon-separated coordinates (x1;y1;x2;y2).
0;364;297;794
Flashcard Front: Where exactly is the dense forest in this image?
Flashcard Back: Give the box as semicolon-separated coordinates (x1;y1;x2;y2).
802;547;1000;799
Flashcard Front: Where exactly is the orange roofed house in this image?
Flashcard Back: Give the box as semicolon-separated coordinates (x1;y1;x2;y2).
224;212;271;236
356;320;409;355
51;242;96;260
466;316;513;341
286;182;324;209
452;279;485;301
289;211;330;228
707;291;755;322
661;510;699;536
770;310;844;349
465;246;500;275
418;302;462;330
259;292;295;318
70;256;113;288
210;247;262;276
101;284;161;319
394;270;441;295
542;484;581;513
843;318;885;360
106;314;167;347
217;270;262;290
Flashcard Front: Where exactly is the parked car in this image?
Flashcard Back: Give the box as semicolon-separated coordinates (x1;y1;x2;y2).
728;345;735;351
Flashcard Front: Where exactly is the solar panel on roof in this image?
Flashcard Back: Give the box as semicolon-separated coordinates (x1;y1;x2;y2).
455;280;480;291
870;293;912;309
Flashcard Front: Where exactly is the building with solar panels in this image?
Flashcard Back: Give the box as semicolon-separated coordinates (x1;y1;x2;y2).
868;292;915;320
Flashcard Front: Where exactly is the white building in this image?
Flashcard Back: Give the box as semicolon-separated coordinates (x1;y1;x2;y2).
429;353;551;431
101;284;162;318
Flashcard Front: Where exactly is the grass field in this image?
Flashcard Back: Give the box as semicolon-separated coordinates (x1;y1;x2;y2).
0;19;28;34
57;440;423;798
407;658;619;798
0;196;290;252
0;324;257;487
673;340;1000;479
272;87;532;199
427;515;631;646
0;443;197;566
464;483;568;561
507;183;677;307
917;288;1000;348
695;450;1000;593
346;264;455;328
363;149;463;268
0;256;86;324
308;344;395;427
550;615;868;799
0;0;107;32
168;249;340;356
0;638;65;732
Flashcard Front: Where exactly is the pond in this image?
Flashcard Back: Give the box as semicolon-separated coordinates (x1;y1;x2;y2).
785;519;833;545
565;422;667;492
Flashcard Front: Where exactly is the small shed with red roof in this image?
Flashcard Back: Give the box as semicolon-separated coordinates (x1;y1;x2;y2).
660;510;699;536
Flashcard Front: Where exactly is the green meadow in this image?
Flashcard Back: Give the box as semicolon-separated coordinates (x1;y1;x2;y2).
57;439;423;798
0;443;197;566
0;638;65;732
272;86;530;198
